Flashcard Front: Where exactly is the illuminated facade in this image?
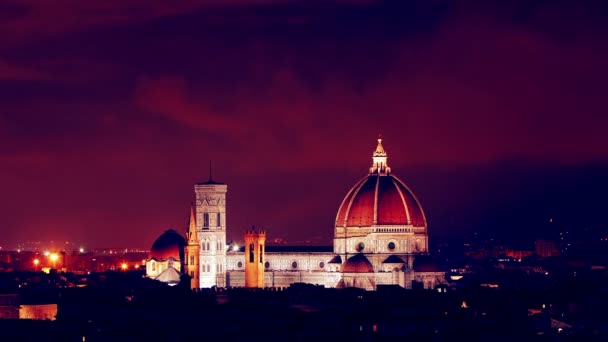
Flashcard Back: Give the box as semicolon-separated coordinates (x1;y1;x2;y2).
148;138;445;290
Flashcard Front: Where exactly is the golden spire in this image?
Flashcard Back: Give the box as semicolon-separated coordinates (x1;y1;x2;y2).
187;203;198;243
370;135;390;174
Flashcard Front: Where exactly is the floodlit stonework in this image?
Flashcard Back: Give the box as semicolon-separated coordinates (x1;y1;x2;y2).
147;137;446;290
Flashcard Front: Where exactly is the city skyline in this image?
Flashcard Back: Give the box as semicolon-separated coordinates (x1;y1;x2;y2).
1;1;607;248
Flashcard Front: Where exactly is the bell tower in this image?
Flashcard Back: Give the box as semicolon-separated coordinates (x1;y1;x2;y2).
244;227;266;288
185;204;200;289
195;167;227;288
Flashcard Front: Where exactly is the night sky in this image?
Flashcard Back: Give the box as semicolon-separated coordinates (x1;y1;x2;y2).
1;0;607;249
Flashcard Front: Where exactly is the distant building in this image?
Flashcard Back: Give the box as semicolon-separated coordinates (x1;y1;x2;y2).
535;239;560;258
147;137;445;290
0;294;57;320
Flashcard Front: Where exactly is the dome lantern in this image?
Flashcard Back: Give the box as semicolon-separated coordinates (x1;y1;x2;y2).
370;135;391;175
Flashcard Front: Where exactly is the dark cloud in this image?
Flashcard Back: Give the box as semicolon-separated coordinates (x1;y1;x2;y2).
0;0;607;248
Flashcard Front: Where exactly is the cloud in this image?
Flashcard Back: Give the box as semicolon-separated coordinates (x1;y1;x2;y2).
134;75;242;133
0;59;49;80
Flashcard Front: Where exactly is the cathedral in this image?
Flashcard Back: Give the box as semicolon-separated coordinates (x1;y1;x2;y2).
146;138;445;290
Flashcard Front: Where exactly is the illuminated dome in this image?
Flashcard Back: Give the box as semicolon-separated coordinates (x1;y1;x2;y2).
335;138;427;228
149;229;186;261
341;253;374;273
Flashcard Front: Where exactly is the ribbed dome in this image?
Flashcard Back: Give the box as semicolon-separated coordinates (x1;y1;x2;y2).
341;253;374;273
149;229;186;261
335;174;426;227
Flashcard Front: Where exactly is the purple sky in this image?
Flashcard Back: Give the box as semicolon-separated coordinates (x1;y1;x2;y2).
1;0;607;249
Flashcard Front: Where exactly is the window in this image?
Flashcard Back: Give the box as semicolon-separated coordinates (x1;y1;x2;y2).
237;261;243;268
190;255;195;265
388;242;396;251
357;242;365;252
217;213;221;227
319;262;325;269
291;261;298;269
265;261;270;269
206;241;210;251
249;243;254;263
203;213;209;229
259;245;263;263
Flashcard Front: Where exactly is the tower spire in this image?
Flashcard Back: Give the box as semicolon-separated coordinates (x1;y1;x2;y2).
187;203;198;243
370;134;390;174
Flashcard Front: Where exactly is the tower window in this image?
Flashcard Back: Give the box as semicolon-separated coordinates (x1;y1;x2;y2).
190;255;194;265
259;245;263;263
249;243;254;263
217;213;221;227
203;213;209;229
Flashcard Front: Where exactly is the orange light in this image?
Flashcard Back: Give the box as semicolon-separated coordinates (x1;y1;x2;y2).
49;253;59;262
33;259;39;266
121;263;128;270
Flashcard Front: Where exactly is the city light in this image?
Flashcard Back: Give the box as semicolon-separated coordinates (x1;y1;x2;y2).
50;253;59;263
121;263;128;270
79;248;84;253
33;258;39;271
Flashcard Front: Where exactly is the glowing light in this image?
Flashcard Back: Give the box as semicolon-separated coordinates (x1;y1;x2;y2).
232;245;239;251
121;263;128;270
44;251;50;257
49;253;59;262
33;259;39;266
79;248;84;253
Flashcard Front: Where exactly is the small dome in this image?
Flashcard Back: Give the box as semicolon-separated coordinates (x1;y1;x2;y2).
149;229;186;261
413;255;442;272
341;253;374;273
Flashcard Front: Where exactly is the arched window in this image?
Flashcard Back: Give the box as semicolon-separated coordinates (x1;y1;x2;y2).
207;241;210;251
249;243;254;263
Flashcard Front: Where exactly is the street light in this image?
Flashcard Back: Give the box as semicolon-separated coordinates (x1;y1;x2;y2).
121;263;128;271
50;253;59;269
33;258;39;271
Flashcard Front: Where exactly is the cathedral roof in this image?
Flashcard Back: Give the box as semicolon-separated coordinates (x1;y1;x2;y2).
149;229;186;261
335;138;426;228
341;253;374;273
382;255;406;264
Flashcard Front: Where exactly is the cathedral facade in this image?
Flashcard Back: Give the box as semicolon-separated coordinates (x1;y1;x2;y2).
147;138;445;290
